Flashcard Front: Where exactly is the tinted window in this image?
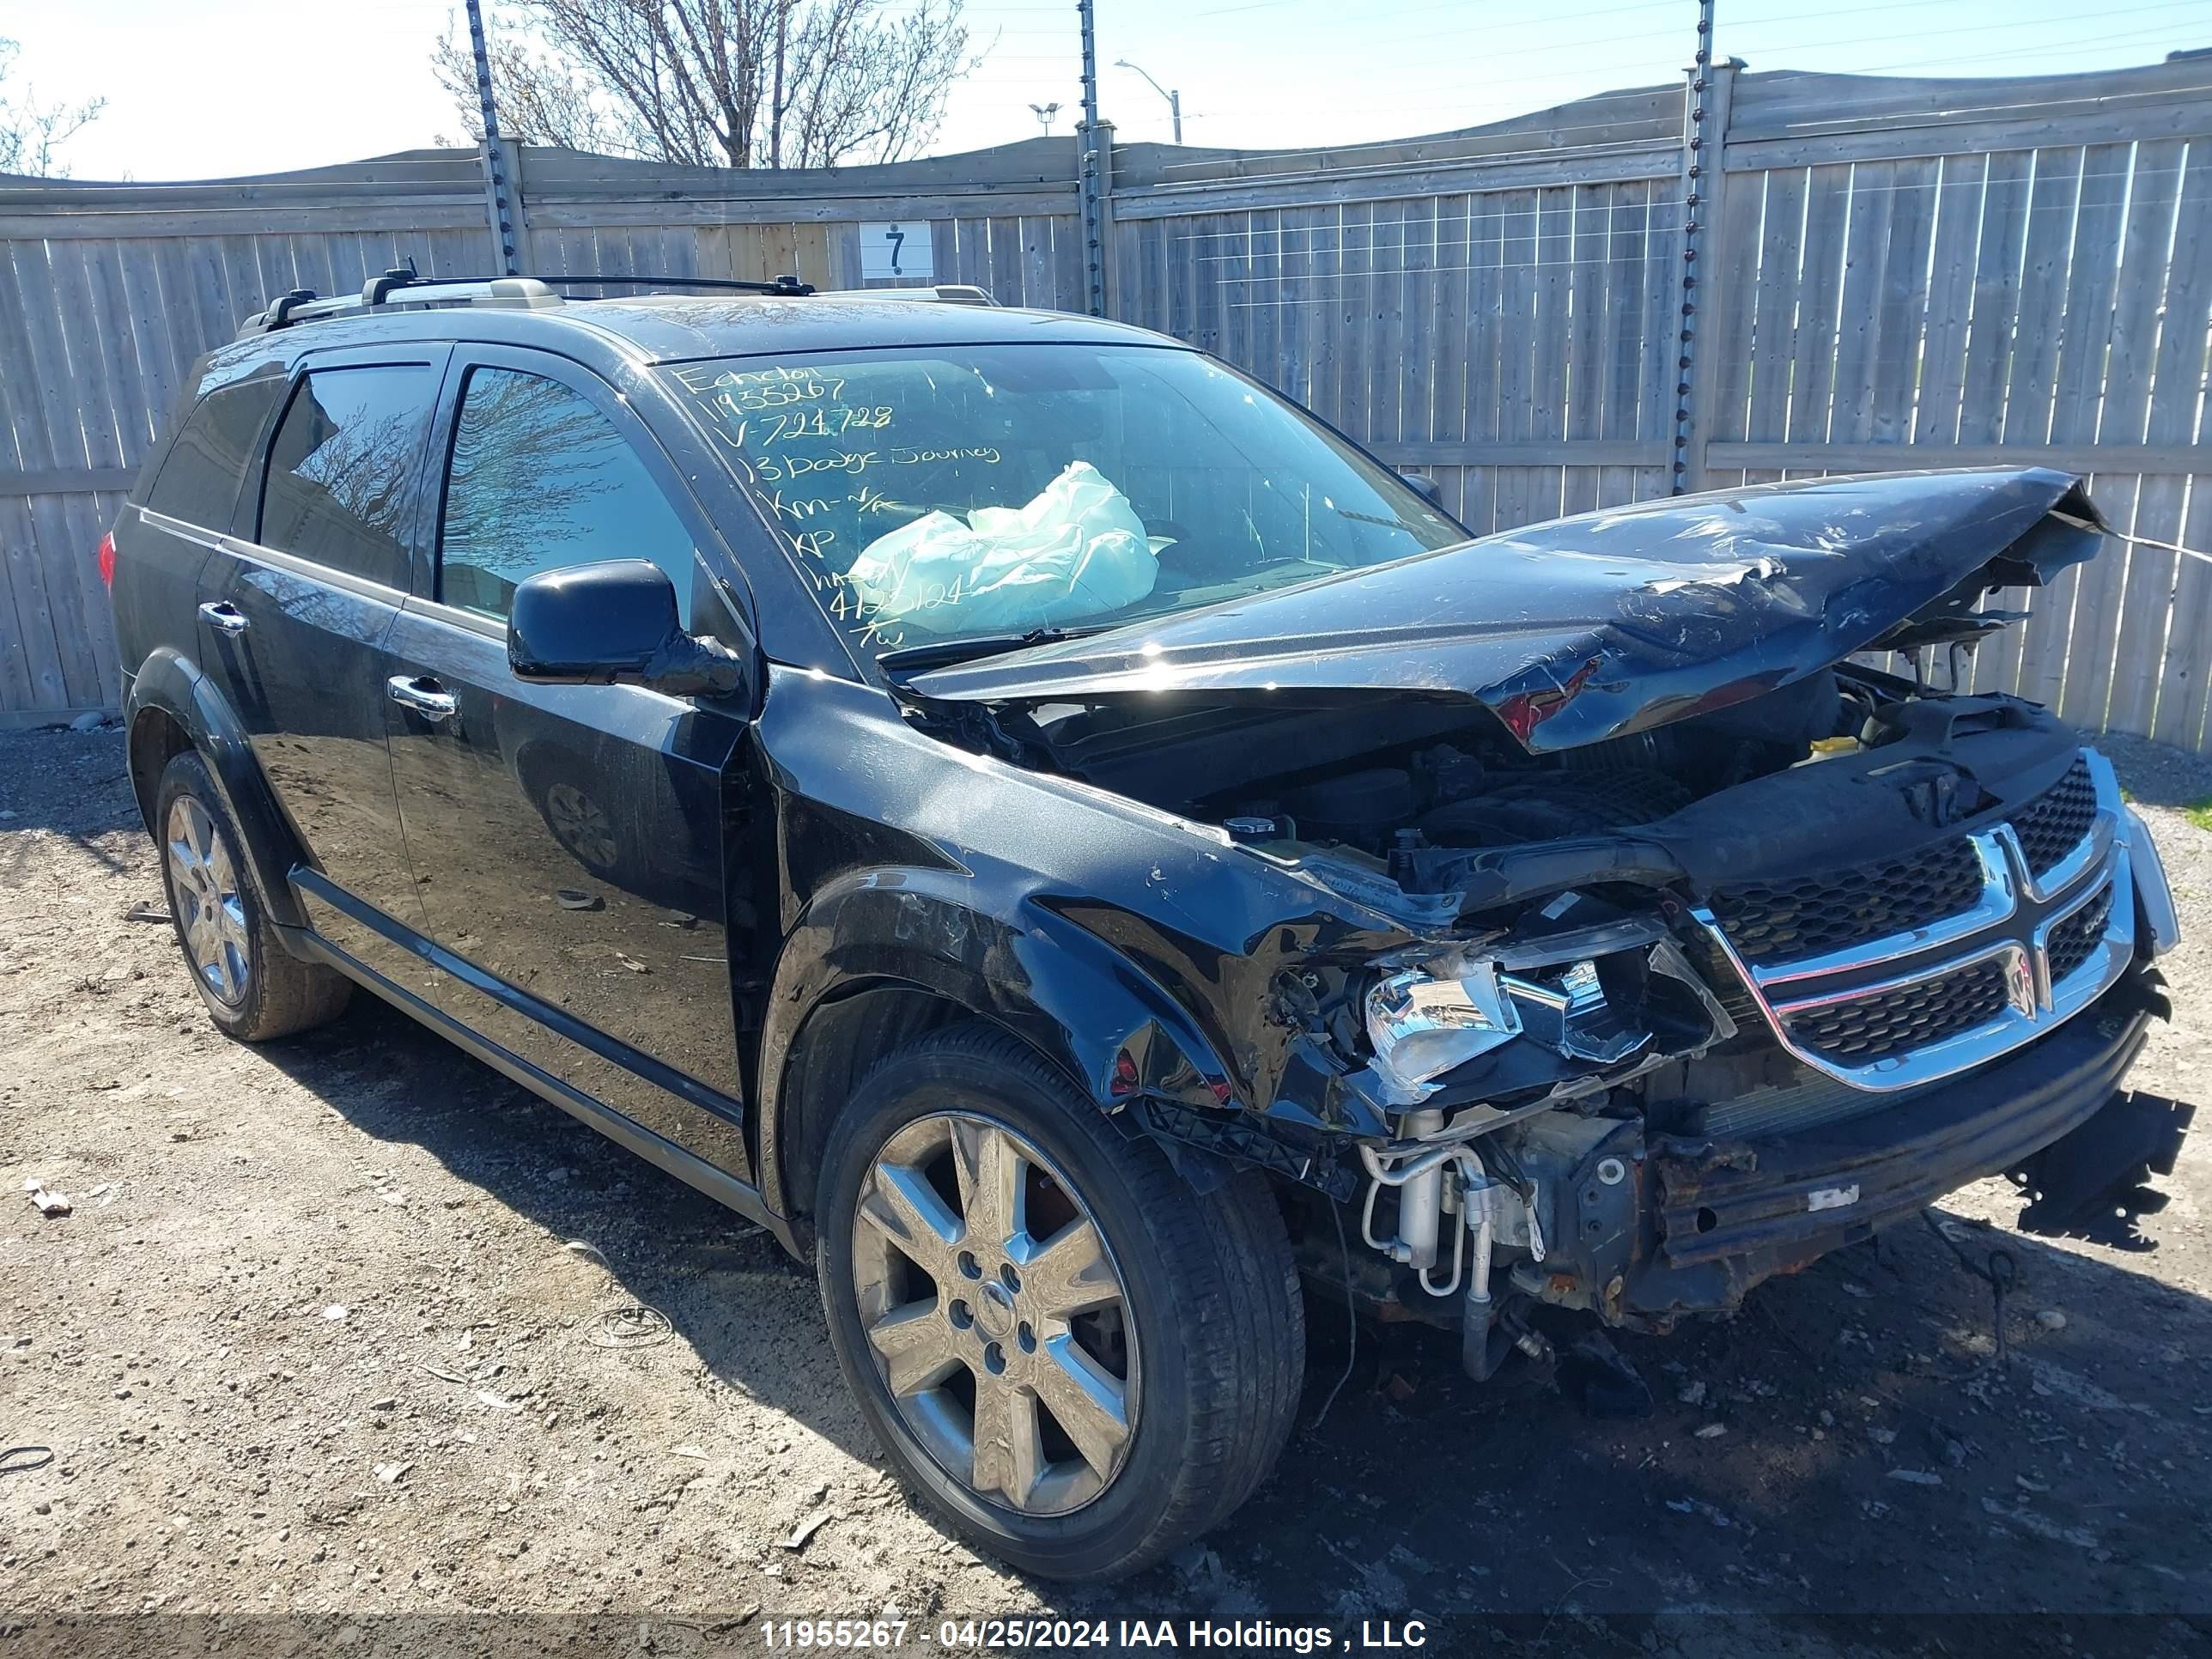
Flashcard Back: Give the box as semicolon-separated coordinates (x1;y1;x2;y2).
259;365;434;589
143;377;283;531
439;367;698;627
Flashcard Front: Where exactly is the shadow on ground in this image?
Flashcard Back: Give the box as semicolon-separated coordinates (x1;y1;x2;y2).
0;720;141;877
253;987;2212;1632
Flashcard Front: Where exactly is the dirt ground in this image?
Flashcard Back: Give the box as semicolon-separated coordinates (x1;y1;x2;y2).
4;723;2212;1656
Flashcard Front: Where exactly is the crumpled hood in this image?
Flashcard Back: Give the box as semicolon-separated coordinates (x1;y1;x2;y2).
905;468;2106;753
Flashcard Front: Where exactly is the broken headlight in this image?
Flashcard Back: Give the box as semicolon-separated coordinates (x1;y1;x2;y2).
1364;960;1521;1103
1364;901;1735;1104
1499;957;1649;1065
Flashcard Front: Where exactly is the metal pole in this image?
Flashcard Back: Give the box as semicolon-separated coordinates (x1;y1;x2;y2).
465;0;521;275
1669;0;1716;494
1114;60;1182;144
1076;0;1107;316
770;0;790;167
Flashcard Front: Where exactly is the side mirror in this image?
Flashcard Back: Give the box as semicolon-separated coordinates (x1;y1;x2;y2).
1398;471;1444;509
507;559;745;699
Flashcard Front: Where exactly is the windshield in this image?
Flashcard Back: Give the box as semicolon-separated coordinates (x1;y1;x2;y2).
661;344;1465;664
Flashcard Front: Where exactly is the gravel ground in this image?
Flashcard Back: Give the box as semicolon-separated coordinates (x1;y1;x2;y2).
3;724;2211;1656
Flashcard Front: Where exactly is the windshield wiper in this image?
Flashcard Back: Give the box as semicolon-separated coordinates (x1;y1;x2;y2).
877;625;1104;678
1334;507;1423;533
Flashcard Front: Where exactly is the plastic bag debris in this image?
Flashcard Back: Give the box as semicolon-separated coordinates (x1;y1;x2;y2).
846;460;1164;635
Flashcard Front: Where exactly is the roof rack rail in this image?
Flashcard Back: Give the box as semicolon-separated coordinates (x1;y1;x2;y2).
232;263;1006;341
235;264;825;339
521;273;817;296
811;283;999;307
238;265;563;337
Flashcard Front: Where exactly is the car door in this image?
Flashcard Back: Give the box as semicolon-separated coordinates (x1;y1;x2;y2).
382;346;757;1174
195;346;446;972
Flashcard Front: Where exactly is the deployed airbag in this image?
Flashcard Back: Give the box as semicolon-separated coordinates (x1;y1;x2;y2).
846;460;1163;635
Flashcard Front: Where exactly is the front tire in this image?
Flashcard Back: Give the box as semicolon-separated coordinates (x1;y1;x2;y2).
155;750;351;1042
816;1024;1304;1582
520;744;623;878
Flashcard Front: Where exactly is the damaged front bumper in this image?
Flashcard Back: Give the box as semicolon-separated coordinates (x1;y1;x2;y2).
1238;732;2185;1372
1629;966;2170;1321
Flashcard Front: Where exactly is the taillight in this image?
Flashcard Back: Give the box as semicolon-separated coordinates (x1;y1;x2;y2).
96;531;116;588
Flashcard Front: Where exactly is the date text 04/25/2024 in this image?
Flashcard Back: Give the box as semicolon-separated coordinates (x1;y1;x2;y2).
753;1619;1431;1650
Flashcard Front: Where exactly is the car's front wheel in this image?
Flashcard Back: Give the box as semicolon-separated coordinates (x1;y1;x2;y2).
816;1024;1304;1582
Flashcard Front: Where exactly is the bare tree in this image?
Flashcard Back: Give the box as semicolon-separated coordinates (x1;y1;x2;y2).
776;1;972;167
431;18;630;154
432;0;974;169
0;38;105;178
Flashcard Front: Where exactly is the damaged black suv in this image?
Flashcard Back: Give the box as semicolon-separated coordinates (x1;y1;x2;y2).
107;269;2182;1582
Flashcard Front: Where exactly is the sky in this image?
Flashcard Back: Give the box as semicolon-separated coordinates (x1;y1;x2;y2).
6;0;2209;182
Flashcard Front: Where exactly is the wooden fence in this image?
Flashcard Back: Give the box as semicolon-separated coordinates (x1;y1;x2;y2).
3;57;2209;746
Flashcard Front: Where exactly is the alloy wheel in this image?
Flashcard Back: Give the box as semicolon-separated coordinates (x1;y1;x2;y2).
850;1112;1140;1516
165;795;251;1007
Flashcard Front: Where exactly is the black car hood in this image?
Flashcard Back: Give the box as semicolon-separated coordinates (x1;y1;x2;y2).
905;468;2105;754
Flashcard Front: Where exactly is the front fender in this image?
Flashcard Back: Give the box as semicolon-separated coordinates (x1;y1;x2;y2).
126;646;309;931
755;866;1237;1220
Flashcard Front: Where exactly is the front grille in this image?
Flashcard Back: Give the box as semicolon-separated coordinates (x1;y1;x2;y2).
1707;836;1987;967
1790;958;2014;1062
1690;748;2133;1090
2047;884;2115;984
2014;758;2097;878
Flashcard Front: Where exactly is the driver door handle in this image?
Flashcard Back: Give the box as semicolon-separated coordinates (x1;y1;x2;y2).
198;601;249;635
386;674;459;722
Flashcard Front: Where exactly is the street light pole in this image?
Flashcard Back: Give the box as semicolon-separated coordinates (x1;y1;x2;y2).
1113;58;1182;143
1030;100;1061;136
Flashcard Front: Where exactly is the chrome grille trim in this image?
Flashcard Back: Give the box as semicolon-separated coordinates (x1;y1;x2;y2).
1749;834;2016;991
1706;835;1994;972
1690;749;2136;1092
1777;940;2035;1070
2012;757;2099;878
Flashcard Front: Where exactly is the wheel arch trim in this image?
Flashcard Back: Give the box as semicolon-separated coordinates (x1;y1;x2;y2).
755;866;1238;1228
125;646;310;931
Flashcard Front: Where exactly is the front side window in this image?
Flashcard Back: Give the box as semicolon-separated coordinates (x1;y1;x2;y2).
143;375;285;532
259;364;436;589
438;366;698;628
661;344;1462;661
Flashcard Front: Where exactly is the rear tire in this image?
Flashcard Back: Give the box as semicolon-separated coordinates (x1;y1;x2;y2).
815;1023;1304;1582
155;750;351;1042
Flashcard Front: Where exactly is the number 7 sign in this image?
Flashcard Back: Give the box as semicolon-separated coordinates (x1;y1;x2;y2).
860;221;937;283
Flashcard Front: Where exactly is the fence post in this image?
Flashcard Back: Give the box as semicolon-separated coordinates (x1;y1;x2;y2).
1076;0;1109;316
1094;123;1119;318
464;0;523;276
477;137;533;276
498;138;535;273
1674;53;1737;494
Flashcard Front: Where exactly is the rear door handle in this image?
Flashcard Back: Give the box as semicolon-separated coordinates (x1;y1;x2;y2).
198;601;249;635
386;674;459;722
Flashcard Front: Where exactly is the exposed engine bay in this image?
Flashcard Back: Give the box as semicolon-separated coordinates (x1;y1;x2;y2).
1013;658;1850;866
894;468;2185;1378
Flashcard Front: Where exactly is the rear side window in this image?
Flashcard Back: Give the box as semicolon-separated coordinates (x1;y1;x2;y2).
258;364;435;590
437;366;698;627
143;378;283;531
